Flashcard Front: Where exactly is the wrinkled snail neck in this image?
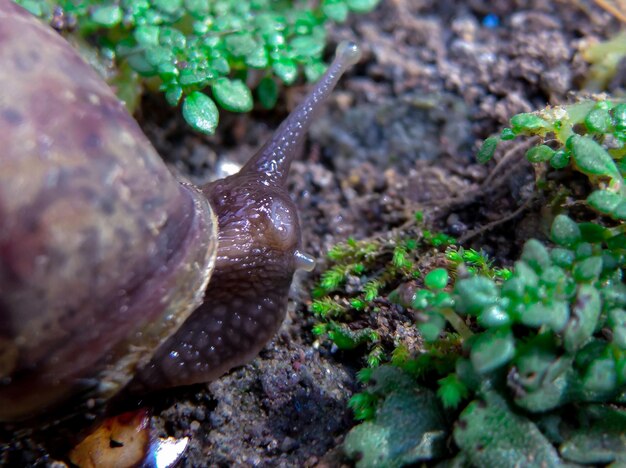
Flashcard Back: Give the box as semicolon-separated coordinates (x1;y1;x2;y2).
238;41;362;188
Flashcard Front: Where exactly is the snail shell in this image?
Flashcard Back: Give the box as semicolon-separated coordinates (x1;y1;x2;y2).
0;0;218;420
0;0;360;422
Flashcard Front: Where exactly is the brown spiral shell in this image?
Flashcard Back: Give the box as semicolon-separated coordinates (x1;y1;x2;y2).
0;0;217;421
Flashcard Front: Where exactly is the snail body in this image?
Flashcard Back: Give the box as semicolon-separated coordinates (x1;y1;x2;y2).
0;0;360;421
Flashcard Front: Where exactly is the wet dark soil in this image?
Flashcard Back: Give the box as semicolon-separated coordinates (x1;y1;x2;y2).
3;0;624;466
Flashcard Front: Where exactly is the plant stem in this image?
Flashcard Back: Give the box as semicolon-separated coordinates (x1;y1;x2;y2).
440;308;473;340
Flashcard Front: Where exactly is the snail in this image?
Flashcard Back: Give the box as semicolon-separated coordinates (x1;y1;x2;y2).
0;0;361;422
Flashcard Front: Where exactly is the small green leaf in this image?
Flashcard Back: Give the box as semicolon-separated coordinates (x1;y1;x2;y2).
134;26;160;47
182;91;219;134
476;136;498;163
392;246;408;268
579;222;610;243
322;0;349;21
455;276;499;316
210;55;230;75
550;149;570;169
587;190;623;215
245;46;269;68
607;233;626;250
179;68;212;87
192;20;209;35
583;353;617;394
125;53;155;75
164;85;183;106
304;61;327;82
470;328;515;373
500;128;516;140
157;61;178;81
154;0;183;15
185;0;209;16
432;291;454;308
290;35;325;59
526;145;555;163
512;261;539;289
551;214;581;247
346;0;379;13
159;27;186;50
424;268;449;290
575;242;593;260
350;298;366;310
310;297;344;316
539;265;567;287
614;201;626;220
573;256;603;282
412;289;435;309
521;239;551;272
212;78;253;113
551;248;575;269
320;267;345;291
328;324;375;350
145;46;175;67
522;301;569;332
570;135;622;182
273;57;298;84
91;5;122;27
418;311;445;342
257;76;278;109
584;108;612;133
478;305;511;328
225;33;257;57
510;113;550;134
613;103;626;130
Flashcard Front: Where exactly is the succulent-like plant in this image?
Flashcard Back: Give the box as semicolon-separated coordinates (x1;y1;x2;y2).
15;0;379;133
312;98;626;466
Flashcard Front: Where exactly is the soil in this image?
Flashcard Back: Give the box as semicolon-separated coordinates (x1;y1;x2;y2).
2;0;624;467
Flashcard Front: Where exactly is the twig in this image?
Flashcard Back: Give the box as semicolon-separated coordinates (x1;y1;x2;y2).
458;194;536;244
594;0;626;23
418;139;534;213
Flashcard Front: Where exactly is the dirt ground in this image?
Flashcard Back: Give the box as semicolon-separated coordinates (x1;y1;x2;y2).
2;0;624;466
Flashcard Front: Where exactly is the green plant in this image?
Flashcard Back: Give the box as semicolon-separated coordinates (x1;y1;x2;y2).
15;0;378;133
312;98;626;467
585;35;626;90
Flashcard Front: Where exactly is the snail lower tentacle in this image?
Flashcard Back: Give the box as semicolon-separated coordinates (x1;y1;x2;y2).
0;0;360;422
